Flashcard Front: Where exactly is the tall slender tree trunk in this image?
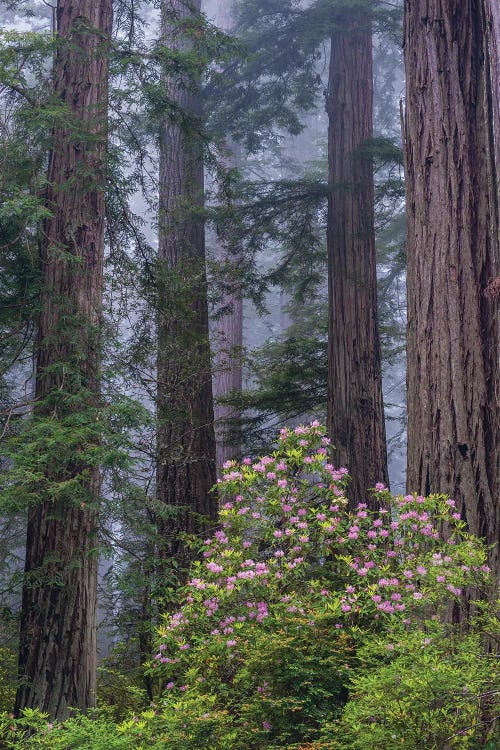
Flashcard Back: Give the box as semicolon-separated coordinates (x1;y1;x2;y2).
15;0;112;719
156;0;218;574
213;260;243;468
404;0;500;582
212;0;243;470
326;13;388;507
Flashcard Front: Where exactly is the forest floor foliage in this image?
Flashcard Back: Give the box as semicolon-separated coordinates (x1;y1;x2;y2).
0;424;498;749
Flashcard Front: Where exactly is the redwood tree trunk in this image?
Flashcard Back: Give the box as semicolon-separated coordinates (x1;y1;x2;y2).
326;14;389;507
15;0;112;719
213;266;243;468
156;0;218;573
404;0;500;582
485;0;500;175
212;0;243;470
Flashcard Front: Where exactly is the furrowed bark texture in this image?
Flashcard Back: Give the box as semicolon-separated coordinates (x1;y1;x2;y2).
213;0;243;470
485;0;500;174
326;18;389;507
213;268;243;469
157;0;218;572
404;0;500;581
15;0;112;719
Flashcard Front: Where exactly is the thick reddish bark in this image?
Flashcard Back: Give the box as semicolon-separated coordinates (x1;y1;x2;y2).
485;0;500;174
326;17;389;507
404;0;500;582
15;0;112;719
212;0;244;470
156;0;218;572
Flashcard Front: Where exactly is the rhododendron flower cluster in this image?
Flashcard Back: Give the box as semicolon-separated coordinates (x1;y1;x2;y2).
152;423;490;697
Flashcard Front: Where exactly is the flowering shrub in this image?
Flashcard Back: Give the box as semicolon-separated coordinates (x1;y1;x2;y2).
1;423;495;749
145;423;491;748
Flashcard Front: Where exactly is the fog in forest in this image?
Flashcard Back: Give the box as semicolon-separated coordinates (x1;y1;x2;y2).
0;0;498;745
